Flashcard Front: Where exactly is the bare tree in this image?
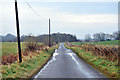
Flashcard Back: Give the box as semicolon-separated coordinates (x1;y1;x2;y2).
112;31;120;40
93;33;100;41
99;33;105;41
85;34;91;42
93;33;106;41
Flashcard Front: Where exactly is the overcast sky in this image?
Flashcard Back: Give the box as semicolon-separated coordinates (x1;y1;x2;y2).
0;0;118;39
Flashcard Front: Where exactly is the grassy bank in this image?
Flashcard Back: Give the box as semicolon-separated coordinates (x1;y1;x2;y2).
72;40;118;46
65;44;118;78
1;46;58;78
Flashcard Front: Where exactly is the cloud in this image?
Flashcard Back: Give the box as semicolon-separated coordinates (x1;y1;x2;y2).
16;4;118;24
51;14;117;24
0;1;118;38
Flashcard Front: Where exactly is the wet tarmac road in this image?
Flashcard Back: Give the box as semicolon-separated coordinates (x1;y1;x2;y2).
34;43;106;79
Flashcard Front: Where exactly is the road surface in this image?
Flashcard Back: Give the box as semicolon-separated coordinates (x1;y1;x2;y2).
34;43;106;79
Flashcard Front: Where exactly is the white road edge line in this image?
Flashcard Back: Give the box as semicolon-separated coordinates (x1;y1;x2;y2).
67;53;79;64
67;52;94;78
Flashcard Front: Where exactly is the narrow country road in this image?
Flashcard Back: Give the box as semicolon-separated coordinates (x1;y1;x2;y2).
34;43;106;79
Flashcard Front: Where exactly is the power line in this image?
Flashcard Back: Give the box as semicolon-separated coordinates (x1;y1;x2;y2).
24;0;48;19
24;0;41;17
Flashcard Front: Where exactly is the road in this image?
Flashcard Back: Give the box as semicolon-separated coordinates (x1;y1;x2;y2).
34;43;106;79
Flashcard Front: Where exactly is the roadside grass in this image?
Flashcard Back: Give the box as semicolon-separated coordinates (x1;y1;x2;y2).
1;42;42;56
1;46;58;78
72;40;118;46
65;44;118;78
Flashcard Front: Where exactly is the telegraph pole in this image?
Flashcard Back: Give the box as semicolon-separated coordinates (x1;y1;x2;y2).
15;0;22;63
49;18;51;47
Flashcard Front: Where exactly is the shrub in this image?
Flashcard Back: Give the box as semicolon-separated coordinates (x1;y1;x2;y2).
2;54;18;65
25;34;41;51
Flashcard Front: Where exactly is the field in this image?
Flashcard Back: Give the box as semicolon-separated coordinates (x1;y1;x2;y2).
1;42;42;56
72;40;118;46
1;42;26;56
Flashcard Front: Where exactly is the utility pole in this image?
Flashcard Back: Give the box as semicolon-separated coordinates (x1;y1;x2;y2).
15;0;22;63
49;18;51;47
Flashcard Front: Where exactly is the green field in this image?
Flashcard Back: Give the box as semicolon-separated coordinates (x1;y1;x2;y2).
1;42;42;56
1;42;26;56
72;40;119;46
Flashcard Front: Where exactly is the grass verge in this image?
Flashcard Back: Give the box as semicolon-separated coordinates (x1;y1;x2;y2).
64;44;118;79
1;45;58;79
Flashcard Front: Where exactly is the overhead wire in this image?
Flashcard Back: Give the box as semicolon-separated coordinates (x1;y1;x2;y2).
24;0;48;20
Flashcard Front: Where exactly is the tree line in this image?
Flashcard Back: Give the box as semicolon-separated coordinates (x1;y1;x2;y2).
84;31;120;42
1;31;119;43
0;33;78;43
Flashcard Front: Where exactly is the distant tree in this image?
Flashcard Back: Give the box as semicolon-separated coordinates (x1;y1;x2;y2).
2;34;16;42
112;31;120;40
93;33;101;41
118;31;120;40
109;34;114;40
1;33;79;42
85;34;91;42
99;33;105;41
112;32;117;40
93;33;107;41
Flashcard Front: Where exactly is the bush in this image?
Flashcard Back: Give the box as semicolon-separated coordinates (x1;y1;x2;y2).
25;34;41;51
25;42;38;51
2;54;18;65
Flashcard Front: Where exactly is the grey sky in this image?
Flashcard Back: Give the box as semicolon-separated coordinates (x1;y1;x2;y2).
0;0;118;39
